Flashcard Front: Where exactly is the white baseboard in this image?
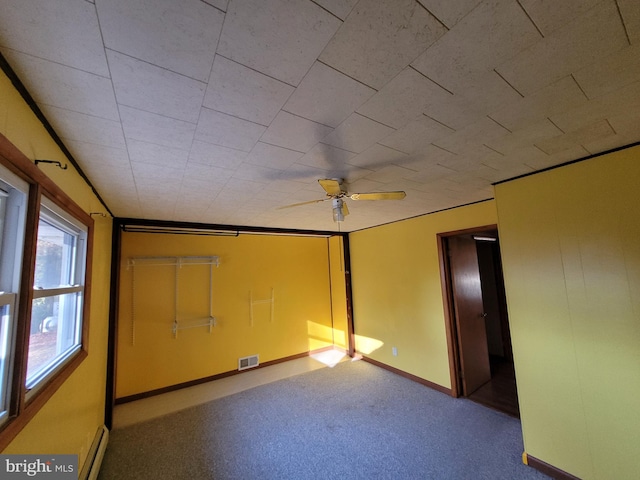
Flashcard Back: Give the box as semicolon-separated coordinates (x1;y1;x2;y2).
79;425;109;480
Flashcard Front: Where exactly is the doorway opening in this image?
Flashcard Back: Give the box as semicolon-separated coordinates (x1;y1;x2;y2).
438;226;519;417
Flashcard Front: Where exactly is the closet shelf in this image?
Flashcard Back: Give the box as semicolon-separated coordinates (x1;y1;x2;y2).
172;317;216;338
127;256;219;269
129;255;219;344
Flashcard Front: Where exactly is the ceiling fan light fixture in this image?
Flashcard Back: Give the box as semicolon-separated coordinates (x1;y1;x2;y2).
332;198;345;222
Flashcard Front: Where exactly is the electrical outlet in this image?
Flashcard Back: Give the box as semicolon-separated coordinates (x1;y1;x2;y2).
392;346;398;356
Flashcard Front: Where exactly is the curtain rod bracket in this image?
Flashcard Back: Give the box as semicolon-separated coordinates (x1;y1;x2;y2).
35;159;68;170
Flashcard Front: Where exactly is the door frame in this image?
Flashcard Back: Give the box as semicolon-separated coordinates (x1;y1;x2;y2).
437;224;498;398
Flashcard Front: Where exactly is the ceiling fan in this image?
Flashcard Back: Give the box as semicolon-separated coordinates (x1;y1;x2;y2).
279;179;406;222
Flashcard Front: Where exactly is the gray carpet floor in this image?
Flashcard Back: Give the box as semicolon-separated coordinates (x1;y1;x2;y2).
99;360;550;479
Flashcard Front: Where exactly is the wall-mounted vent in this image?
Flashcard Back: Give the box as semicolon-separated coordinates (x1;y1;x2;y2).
238;354;259;371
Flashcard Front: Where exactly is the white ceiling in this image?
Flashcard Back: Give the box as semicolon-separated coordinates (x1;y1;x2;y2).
1;0;639;232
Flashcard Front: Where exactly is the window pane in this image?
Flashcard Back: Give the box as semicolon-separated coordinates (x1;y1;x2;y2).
27;202;86;392
26;292;82;387
34;219;77;289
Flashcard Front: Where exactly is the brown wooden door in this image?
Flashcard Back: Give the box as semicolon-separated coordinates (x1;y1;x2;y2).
448;235;491;396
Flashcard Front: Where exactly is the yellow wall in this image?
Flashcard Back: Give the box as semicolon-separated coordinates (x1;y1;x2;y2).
348;200;498;388
495;146;640;480
0;71;112;468
117;232;346;397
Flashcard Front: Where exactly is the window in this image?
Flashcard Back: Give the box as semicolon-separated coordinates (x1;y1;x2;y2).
0;136;93;450
26;200;87;393
0;168;28;425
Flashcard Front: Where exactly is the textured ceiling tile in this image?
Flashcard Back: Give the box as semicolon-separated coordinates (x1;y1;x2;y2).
378;114;454;154
436;145;496;171
482;147;544;176
217;0;341;86
132;162;184;183
364;164;420;184
447;167;497;185
540;144;591;167
518;0;602;36
422;94;485;131
489;76;588;132
96;0;223;81
127;138;189;168
573;44;640;99
496;1;629;96
608;108;640;139
89;169;135;189
411;143;458;165
357;68;452;129
2;0;638;232
409;161;459;183
433;116;510;154
550;80;640;133
182;161;234;183
534;121;614;155
297;143;356;170
120;106;196;150
188;141;247;169
245;142;303;170
613;0;640;44
323;113;395;153
416;0;481;28
320;0;447;89
347;144;410;171
262;179;307;195
63;140;130;170
312;0;359;20
433;117;510;158
436;71;523;114
137;200;177;218
204;56;294;126
42;105;126;148
195;108;266;152
232;163;283;184
107;50;205;124
485;119;562;154
202;0;229;11
260;111;333;153
3;50;119;120
179;179;224;202
221;177;267;198
283;62;376;128
583;127;640;155
268;162;330;184
412;0;541;83
0;0;108;76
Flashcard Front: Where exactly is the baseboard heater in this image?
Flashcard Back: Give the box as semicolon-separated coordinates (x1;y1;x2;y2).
238;354;259;371
79;425;109;480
